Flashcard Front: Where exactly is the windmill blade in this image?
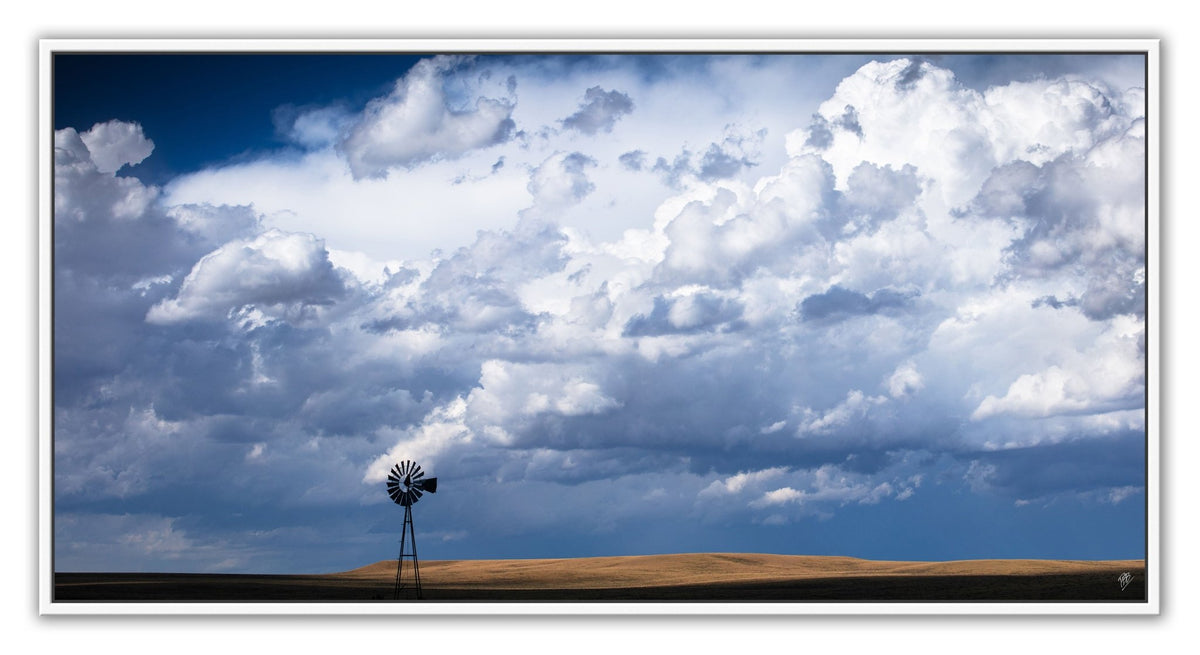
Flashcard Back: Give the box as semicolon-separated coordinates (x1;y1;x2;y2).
412;465;423;478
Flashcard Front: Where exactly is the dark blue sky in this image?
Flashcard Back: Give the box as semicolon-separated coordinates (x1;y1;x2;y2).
54;53;422;183
52;51;1148;574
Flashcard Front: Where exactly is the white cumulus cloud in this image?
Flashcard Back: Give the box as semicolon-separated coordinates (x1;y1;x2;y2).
79;119;155;174
340;56;516;178
147;229;347;324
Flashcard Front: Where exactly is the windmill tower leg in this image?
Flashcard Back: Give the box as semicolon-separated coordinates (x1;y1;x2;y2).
410;514;422;599
393;505;407;600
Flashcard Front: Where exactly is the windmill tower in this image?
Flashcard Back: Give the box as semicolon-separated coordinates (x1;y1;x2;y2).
386;459;438;600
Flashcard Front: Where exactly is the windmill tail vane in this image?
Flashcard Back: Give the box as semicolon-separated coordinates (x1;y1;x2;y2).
386;459;437;600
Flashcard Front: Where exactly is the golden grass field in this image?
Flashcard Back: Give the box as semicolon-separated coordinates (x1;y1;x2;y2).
54;553;1147;602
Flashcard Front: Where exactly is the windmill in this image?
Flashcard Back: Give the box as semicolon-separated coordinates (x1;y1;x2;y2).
386;459;438;600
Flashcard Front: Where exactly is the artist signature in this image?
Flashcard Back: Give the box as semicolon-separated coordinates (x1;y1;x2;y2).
1118;571;1133;591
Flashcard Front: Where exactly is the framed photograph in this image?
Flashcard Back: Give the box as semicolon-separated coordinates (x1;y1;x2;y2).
40;38;1158;614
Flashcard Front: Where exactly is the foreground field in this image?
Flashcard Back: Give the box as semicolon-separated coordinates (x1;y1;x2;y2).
54;553;1146;602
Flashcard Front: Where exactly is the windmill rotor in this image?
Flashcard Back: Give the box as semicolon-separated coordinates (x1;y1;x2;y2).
386;459;438;506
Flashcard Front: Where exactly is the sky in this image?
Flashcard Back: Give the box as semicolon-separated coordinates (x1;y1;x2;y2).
52;50;1148;574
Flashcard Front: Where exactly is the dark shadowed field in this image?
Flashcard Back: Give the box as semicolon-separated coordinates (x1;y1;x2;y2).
54;553;1147;603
